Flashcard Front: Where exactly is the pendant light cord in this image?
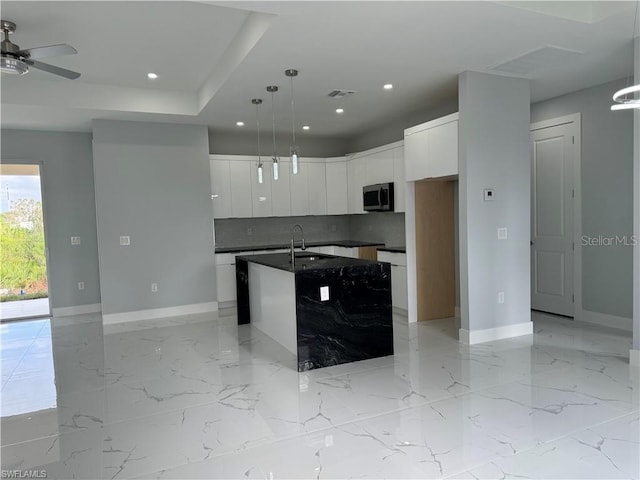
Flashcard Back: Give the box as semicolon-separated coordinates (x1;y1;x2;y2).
255;102;262;166
290;75;296;147
271;91;277;159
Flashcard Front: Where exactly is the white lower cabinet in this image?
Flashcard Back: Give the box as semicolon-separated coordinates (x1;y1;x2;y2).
216;264;237;303
333;246;359;258
377;251;407;311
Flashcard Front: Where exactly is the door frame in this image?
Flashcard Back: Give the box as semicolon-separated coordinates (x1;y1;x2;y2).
530;113;582;322
0;160;53;320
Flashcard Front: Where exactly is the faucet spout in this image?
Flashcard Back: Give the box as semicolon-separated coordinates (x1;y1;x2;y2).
290;224;306;267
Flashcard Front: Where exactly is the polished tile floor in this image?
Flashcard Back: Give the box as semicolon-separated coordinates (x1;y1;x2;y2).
0;310;638;479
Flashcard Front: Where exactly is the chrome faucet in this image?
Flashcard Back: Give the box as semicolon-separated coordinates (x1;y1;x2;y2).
290;224;306;267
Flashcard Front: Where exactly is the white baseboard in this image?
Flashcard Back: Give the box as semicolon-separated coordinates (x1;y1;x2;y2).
52;303;101;317
393;306;408;315
459;321;533;345
218;300;237;309
631;349;640;368
454;306;461;318
103;301;218;325
581;310;632;332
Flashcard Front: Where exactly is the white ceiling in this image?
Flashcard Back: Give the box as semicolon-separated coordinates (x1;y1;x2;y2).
1;1;638;138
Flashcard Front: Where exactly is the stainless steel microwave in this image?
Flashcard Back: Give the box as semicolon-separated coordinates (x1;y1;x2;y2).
363;182;394;212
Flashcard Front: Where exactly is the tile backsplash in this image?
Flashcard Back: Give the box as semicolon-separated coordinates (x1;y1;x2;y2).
214;213;405;249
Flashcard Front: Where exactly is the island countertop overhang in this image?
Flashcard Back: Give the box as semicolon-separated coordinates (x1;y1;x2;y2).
236;252;389;273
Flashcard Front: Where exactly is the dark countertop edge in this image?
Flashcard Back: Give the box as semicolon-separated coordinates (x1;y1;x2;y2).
216;240;385;254
377;246;406;253
237;252;386;273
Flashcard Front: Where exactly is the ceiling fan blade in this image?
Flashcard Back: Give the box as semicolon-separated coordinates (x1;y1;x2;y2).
25;59;80;79
19;43;77;59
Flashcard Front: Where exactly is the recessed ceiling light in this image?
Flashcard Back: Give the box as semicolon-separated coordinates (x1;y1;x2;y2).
383;83;393;90
335;108;344;114
147;72;158;79
302;125;310;130
236;121;245;127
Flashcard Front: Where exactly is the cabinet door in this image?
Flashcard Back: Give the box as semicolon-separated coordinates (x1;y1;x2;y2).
307;162;327;215
347;157;366;214
216;264;237;303
271;161;292;217
325;160;348;215
251;160;273;218
428;120;458;178
229;161;253;218
365;151;394;185
393;146;405;213
404;127;429;181
391;265;408;310
210;159;232;219
333;246;358;258
290;161;310;216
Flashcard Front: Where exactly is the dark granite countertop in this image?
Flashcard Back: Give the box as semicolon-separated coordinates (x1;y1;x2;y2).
237;252;384;273
216;240;385;254
377;246;406;253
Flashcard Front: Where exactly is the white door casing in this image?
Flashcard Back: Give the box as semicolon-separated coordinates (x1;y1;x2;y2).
530;115;580;317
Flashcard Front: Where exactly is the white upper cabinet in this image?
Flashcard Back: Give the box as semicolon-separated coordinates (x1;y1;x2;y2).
365;150;394;185
393;146;405;213
325;158;349;215
228;160;253;218
404;112;458;181
271;161;292;217
290;160;310;216
251;159;273;218
210;159;232;219
347;156;366;214
307;161;327;216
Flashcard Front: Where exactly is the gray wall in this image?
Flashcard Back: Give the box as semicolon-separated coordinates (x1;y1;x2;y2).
347;99;459;153
1;129;101;310
459;71;531;331
531;78;634;319
634;36;639;351
209;129;350;158
92;120;215;315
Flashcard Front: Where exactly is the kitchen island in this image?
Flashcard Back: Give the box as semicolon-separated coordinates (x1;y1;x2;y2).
236;252;393;371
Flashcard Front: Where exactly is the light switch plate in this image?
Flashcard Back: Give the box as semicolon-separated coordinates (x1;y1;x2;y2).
71;236;81;245
498;291;505;304
119;236;130;246
78;281;85;291
497;227;508;240
320;286;329;301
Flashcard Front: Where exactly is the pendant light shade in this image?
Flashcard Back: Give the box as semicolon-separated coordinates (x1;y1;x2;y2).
252;98;264;184
267;85;280;181
285;69;300;175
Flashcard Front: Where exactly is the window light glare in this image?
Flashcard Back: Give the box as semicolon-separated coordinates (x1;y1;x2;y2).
383;83;393;90
147;72;158;80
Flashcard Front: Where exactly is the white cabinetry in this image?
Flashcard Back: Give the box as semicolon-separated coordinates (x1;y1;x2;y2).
215;253;237;304
404;113;458;181
228;161;253;218
365;151;394;186
307;162;327;216
271;161;291;217
251;161;273;218
347;157;366;214
377;251;407;311
211;159;232;218
393;146;405;213
333;246;360;258
325;159;349;215
290;160;309;216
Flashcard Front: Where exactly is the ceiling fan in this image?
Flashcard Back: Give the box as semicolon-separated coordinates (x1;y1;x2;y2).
1;19;80;79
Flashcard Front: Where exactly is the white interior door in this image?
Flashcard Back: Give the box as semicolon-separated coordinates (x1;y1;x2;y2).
531;122;575;317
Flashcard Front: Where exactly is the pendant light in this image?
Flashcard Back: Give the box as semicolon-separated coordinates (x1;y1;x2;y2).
252;98;264;184
285;68;300;175
611;0;640;111
266;85;279;180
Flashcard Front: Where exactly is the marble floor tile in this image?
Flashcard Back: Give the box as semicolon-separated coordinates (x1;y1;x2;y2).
0;309;638;479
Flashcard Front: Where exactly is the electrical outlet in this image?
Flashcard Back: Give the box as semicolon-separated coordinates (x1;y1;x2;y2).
497;228;508;240
71;236;81;245
484;189;494;201
78;281;85;291
119;236;130;246
247;228;253;236
151;283;158;293
498;291;505;304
